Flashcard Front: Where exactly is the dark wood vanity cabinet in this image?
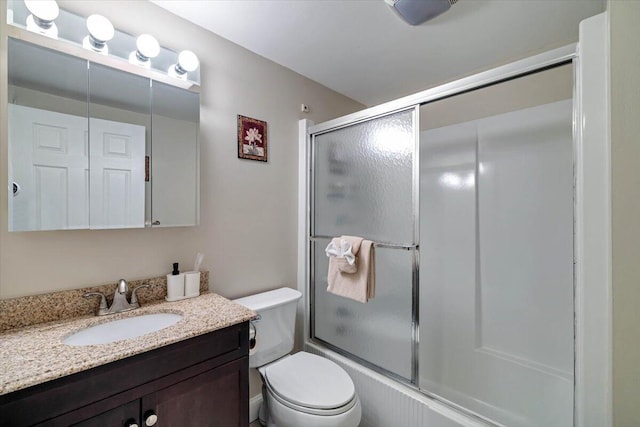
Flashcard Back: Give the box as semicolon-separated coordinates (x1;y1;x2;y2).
0;322;249;427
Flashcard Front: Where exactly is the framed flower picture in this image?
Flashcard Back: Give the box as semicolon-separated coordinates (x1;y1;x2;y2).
237;115;268;162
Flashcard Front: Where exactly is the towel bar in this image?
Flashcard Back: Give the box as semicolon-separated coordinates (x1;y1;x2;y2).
309;235;418;250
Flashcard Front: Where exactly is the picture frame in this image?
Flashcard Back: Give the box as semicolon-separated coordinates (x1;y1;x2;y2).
237;115;268;162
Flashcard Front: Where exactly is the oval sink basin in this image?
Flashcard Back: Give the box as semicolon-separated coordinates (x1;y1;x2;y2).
63;313;183;346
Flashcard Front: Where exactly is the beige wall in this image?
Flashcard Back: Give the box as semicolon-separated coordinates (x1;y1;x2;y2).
609;1;640;426
0;0;363;299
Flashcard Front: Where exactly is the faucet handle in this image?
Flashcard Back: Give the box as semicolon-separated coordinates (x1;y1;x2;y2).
83;292;108;316
130;284;151;308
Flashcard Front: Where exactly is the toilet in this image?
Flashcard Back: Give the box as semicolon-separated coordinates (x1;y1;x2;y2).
234;287;361;427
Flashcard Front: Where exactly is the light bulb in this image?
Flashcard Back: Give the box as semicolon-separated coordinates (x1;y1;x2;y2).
137;34;160;60
169;50;199;79
129;34;160;67
83;14;114;54
178;50;199;72
24;0;59;23
24;0;59;38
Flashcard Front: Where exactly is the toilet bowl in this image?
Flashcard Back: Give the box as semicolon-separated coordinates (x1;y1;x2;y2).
259;352;361;427
233;287;361;427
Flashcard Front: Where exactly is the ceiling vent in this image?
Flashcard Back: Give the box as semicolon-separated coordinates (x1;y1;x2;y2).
385;0;457;25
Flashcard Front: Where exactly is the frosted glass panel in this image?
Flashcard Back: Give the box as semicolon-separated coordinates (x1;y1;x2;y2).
313;110;414;244
419;99;574;427
419;122;477;396
313;240;414;380
478;100;574;376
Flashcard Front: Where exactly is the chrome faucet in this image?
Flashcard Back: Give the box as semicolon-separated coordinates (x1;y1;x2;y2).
84;279;150;316
110;279;133;313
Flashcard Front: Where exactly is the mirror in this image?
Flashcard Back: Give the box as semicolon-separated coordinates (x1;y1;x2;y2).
8;38;89;231
7;38;200;231
151;81;199;227
89;63;150;229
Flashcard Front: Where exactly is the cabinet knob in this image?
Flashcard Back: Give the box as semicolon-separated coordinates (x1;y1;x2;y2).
144;410;158;426
124;420;139;427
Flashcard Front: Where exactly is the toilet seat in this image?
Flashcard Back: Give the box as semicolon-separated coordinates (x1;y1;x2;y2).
261;352;357;416
266;383;359;416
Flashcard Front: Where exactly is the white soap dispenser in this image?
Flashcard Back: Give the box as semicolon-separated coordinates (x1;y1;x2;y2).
166;262;185;301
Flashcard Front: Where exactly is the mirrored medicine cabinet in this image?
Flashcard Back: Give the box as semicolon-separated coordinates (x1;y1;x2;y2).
7;37;200;231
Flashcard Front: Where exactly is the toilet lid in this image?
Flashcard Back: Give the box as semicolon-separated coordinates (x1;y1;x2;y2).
263;352;355;410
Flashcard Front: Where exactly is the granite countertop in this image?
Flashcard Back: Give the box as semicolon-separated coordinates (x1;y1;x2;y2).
0;293;255;396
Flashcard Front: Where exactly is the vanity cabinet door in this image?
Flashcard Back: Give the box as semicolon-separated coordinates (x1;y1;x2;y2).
141;357;248;427
70;400;140;427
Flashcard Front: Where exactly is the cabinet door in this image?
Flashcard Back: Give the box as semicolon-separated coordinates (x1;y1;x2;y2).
88;63;149;230
7;38;89;232
141;357;248;427
68;401;139;427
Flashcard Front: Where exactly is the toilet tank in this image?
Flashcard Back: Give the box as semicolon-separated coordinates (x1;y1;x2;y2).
233;287;302;368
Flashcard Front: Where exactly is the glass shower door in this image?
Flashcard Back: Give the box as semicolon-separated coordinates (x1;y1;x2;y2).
419;65;574;426
311;108;417;381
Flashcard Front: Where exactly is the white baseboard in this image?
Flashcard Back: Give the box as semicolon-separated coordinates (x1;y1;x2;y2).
250;394;263;423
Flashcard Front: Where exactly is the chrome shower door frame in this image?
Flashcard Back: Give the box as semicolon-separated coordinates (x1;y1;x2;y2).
307;104;419;385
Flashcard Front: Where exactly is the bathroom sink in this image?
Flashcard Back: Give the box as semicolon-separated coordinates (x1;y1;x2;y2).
63;313;183;346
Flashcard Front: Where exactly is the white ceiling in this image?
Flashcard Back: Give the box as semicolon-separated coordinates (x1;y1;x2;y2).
152;0;605;106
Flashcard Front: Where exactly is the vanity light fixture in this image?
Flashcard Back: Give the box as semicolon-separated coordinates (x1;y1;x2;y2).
24;0;59;38
129;34;160;68
83;14;114;55
169;50;199;79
